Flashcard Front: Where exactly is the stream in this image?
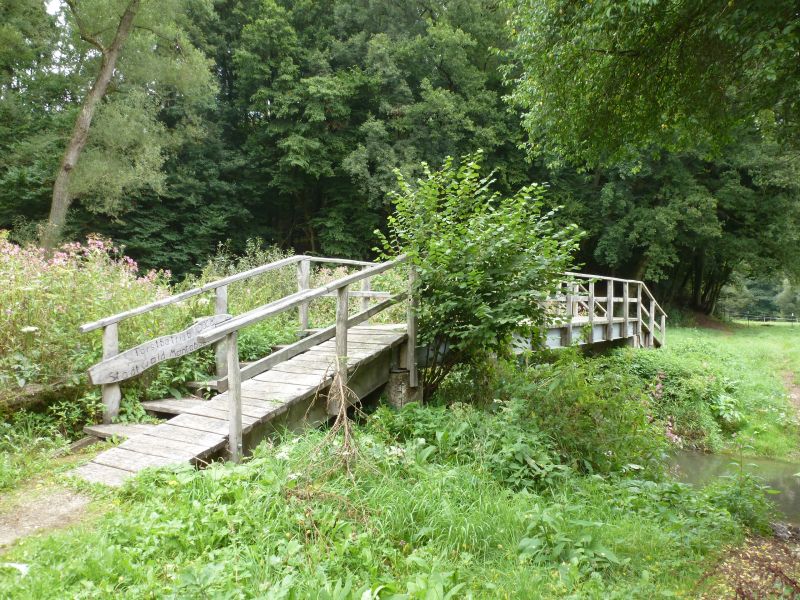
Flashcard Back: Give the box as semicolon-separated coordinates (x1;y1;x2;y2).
670;450;800;524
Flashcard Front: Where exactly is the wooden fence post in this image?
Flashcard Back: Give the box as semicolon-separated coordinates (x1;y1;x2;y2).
660;313;666;348
226;331;242;463
407;266;419;388
101;323;121;424
622;282;630;339
636;283;643;347
360;269;371;322
649;298;656;348
563;281;574;346
606;281;615;341
336;285;349;383
297;258;311;334
214;285;228;381
587;281;595;344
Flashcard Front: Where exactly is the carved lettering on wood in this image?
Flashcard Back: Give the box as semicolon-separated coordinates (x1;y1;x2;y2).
88;314;231;385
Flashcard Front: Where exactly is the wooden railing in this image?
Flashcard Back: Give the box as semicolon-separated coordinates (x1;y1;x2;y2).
81;255;417;441
553;272;667;348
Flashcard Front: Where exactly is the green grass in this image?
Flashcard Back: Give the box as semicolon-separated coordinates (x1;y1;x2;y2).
0;356;774;599
663;324;800;459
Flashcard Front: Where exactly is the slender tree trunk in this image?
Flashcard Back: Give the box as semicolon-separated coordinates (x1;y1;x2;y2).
41;0;141;250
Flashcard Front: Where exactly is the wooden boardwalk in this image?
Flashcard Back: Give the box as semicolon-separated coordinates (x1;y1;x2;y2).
73;326;406;486
71;254;666;487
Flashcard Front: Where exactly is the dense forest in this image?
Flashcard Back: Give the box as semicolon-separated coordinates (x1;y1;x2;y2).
2;0;800;312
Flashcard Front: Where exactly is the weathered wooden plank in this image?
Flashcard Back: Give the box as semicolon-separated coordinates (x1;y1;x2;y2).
127;433;212;456
119;437;200;462
181;401;265;422
88;314;232;385
141;398;207;416
146;423;226;448
226;331;243;463
93;447;180;473
168;413;230;435
252;370;328;386
84;423;159;440
80;255;305;333
72;462;131;487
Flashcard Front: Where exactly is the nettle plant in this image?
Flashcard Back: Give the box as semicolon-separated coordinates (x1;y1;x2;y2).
379;152;581;394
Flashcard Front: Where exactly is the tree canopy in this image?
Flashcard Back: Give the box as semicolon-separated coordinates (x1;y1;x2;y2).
507;0;800;164
1;0;800;313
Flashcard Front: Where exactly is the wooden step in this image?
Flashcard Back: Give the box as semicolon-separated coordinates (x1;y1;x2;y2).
141;397;208;416
83;423;160;441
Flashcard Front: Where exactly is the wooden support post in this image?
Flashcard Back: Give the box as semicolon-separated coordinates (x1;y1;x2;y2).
407;266;419;388
360;270;371;322
587;281;595;344
636;283;643;347
649;299;656;348
660;313;666;348
563;282;574;346
606;281;615;341
214;285;228;381
101;323;121;424
226;331;242;463
336;285;349;383
297;258;311;334
622;282;630;339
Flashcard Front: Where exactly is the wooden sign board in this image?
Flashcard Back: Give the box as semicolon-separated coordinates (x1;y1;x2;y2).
88;314;231;385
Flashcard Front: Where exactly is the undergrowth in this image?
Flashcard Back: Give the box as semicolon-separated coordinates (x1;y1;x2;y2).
0;355;774;599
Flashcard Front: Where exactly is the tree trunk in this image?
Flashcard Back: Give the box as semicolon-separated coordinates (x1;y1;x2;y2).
41;0;141;250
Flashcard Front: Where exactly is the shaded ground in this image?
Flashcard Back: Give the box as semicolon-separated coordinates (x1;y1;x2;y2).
0;485;91;550
692;311;735;333
698;536;800;599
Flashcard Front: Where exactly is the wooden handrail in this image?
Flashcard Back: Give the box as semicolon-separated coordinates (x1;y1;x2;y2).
197;255;408;344
563;272;667;319
80;255;382;333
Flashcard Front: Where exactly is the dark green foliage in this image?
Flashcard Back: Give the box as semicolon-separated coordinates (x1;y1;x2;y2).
508;0;800;164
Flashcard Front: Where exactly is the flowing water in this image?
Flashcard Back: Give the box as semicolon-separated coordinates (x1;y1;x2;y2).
670;450;800;524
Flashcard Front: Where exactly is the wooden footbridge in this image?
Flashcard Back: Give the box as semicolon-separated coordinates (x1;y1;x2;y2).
72;256;666;486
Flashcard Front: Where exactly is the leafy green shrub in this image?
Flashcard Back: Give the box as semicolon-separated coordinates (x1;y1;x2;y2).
379;152;580;394
612;339;745;450
704;472;775;534
498;352;667;475
372;397;564;491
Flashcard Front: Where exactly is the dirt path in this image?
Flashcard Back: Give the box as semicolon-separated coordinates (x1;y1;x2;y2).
0;484;92;550
697;535;800;598
782;370;800;412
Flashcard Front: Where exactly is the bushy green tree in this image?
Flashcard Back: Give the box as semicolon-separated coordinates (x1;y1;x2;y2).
507;0;800;165
380;152;580;393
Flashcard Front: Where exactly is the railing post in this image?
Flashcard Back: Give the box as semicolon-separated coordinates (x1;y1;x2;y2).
297;258;311;334
587;281;595;344
407;265;419;388
101;323;121;424
606;281;615;341
226;331;242;463
563;281;574;346
636;283;643;347
360;269;372;322
649;298;656;348
660;313;666;348
335;285;349;383
622;282;630;339
214;285;228;382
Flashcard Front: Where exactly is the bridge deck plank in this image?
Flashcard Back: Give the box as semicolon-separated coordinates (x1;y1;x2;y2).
72;326;406;486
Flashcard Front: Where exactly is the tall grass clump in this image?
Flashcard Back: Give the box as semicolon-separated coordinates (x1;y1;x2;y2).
0;232;205;425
